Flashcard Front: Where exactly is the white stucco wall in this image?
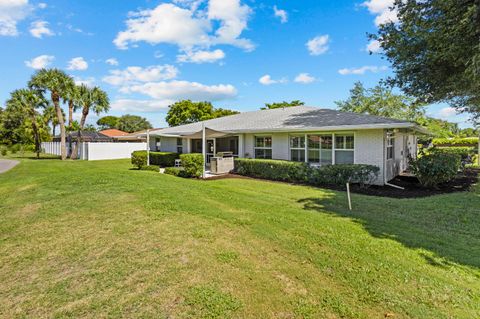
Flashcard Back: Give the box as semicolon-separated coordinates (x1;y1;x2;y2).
157;137;178;153
87;142;147;161
354;129;386;184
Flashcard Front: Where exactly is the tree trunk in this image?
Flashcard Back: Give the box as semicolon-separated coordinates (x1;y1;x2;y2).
52;93;67;160
68;100;74;127
30;113;41;159
52;124;56;137
70;107;89;160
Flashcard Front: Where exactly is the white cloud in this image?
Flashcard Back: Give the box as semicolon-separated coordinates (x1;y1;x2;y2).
105;58;119;66
114;0;253;51
259;74;287;85
111;99;173;112
362;0;398;26
438;107;457;119
67;57;89;70
37;2;47;9
0;0;31;36
103;65;179;86
74;76;95;87
338;65;388;75
24;54;54;69
294;73;315;84
124;80;237;101
177;49;225;63
366;39;381;53
306;35;329;56
29;20;54;38
273;5;287;23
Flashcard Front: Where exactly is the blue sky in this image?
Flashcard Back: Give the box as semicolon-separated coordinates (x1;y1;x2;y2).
0;0;473;128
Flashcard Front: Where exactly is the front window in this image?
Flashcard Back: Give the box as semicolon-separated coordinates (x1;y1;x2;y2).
308;134;333;165
334;134;354;164
177;138;183;154
290;136;305;162
254;136;272;159
386;132;394;160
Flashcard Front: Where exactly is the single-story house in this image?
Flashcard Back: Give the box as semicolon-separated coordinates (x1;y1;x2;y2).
147;106;427;185
99;129;147;143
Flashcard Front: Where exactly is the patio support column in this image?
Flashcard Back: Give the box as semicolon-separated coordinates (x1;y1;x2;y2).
202;123;206;179
304;133;308;163
146;129;150;166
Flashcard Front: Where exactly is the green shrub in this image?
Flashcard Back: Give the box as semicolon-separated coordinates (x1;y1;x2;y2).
131;150;147;169
150;152;179;167
1;148;7;156
140;165;160;172
9;144;20;154
308;164;380;188
409;153;461;188
164;166;184;177
432;137;478;147
429;147;476;164
234;158;309;183
180;153;204;178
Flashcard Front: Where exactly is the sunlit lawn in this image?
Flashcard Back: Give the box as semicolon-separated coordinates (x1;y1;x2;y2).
0;155;479;318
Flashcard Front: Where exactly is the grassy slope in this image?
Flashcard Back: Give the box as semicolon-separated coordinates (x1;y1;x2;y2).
0;156;478;319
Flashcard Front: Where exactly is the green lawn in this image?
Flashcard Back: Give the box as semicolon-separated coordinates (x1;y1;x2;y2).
0;155;479;318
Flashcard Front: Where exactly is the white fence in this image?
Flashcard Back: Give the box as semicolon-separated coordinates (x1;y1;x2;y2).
41;142;147;161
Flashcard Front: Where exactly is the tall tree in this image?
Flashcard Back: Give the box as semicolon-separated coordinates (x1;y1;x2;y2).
63;83;81;128
166;100;239;126
6;89;47;158
29;69;74;160
117;114;153;132
43;104;64;137
335;82;425;122
97;116;120;130
373;0;480;121
263;100;305;110
70;85;110;159
373;0;480;161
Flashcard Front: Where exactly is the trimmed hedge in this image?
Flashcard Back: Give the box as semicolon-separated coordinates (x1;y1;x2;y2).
150;152;179;167
409;153;461;188
140;165;160;172
308;164;380;188
164;166;184;177
432;137;478;147
429;147;476;163
234;158;309;183
234;158;380;188
131;151;147;169
180;153;204;178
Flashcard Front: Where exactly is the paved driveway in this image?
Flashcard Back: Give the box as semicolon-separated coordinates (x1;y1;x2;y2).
0;159;19;174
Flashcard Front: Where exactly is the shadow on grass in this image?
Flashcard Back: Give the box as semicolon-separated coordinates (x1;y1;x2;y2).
298;191;480;270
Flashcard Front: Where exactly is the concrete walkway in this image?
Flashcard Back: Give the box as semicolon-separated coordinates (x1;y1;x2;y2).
0;159;19;174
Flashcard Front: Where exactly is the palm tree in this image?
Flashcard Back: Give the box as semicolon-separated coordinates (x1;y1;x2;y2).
7;89;47;158
43;103;64;137
63;83;81;128
29;68;74;160
70;85;110;159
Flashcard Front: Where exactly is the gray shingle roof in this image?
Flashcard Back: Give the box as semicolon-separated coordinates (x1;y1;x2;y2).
153;106;417;136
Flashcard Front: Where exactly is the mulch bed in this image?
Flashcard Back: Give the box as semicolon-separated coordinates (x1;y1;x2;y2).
205;169;479;199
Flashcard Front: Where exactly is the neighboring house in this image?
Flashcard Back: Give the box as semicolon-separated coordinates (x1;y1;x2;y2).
99;129;130;139
148;106;427;185
114;129;152;143
53;131;113;143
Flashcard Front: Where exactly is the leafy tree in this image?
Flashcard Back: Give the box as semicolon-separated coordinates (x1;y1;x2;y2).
373;0;480;124
459;128;479;138
335;82;425;122
43;104;64;137
166;100;239;126
117;114;153;133
6;89;48;158
97;116;120;130
29;69;75;160
263;100;305;110
416;117;460;139
71;85;110;159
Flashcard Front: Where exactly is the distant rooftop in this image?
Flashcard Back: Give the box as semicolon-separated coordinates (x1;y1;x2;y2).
99;129;129;137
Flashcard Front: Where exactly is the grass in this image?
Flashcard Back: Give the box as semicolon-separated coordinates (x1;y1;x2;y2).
0;154;479;318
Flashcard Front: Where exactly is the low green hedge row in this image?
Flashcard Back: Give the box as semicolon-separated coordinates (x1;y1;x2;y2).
428;147;476;163
409;153;461;188
234;158;380;188
432;137;478;147
131;151;179;169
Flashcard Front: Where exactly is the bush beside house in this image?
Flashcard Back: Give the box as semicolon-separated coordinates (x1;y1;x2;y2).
180;153;204;178
131;151;179;169
409;153;461;188
432;137;478;147
131;151;147;169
